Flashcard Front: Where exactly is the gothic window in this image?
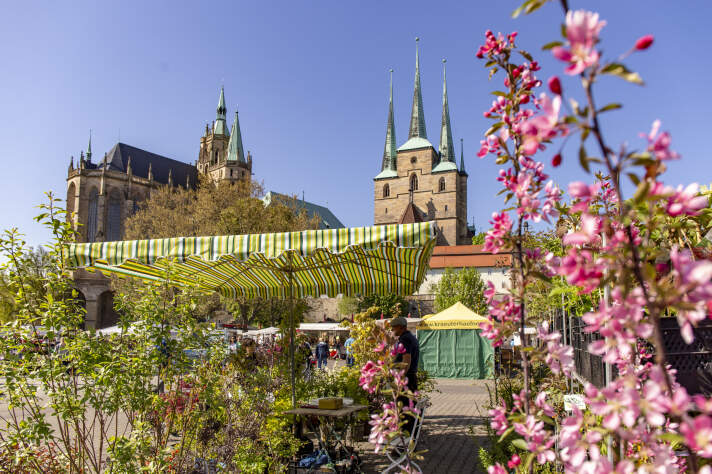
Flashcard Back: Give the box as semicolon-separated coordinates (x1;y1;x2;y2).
410;156;417;164
66;182;76;219
439;178;446;192
106;188;122;241
383;184;390;198
87;188;99;242
410;174;418;191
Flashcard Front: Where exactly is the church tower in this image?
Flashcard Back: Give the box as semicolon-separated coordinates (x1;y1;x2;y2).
197;86;253;183
373;40;469;245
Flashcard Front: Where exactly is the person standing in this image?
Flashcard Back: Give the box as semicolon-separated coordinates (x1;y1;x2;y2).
316;338;329;370
344;335;355;367
389;317;419;392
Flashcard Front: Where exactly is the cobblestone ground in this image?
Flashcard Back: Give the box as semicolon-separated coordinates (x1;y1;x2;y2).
358;379;492;474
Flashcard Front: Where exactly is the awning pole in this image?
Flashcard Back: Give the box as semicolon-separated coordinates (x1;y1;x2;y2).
287;254;296;409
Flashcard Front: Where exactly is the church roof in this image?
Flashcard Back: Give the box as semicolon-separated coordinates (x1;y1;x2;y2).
407;38;427;141
397;136;434;152
399;202;423;224
227;111;246;163
377;69;397;180
262;191;345;230
104;143;197;187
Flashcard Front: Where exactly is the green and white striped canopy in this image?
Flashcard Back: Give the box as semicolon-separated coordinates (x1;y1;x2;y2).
65;222;437;299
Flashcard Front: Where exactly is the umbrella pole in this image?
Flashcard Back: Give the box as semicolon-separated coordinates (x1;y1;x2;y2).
287;259;296;409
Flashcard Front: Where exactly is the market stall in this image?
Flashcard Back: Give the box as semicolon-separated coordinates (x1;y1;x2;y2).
416;302;494;379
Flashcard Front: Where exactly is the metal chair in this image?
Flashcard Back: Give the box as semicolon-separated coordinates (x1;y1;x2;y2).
382;398;428;474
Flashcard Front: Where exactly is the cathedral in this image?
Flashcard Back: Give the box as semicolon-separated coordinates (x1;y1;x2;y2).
66;88;260;328
374;40;470;245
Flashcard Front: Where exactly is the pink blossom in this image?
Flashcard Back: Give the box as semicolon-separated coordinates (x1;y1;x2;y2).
359;360;383;393
552;10;606;75
483;212;512;254
641;120;679;161
368;401;400;451
635;35;654;51
681;414;712;458
535;391;556;417
520;93;562;155
489;401;509;435
665;183;708;217
514;415;555;463
670;247;712;342
507;454;521;469
562;213;601;246
538;321;574;376
487;465;507;474
558;248;604;293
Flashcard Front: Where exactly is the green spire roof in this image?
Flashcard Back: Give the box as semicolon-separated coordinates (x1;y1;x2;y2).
375;70;398;180
433;60;458;174
213;86;229;136
459;138;467;175
227;111;246;163
408;38;427;140
399;38;433;152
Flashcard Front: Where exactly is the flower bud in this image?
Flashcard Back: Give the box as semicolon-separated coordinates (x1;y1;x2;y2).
548;76;562;95
635;35;654;51
552;153;562;167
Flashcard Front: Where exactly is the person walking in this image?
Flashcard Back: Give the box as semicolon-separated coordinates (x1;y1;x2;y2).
316;338;329;370
344;335;355;367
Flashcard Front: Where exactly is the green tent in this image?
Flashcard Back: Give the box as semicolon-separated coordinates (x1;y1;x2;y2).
417;302;493;379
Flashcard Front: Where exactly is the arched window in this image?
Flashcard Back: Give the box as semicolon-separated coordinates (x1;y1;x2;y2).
66;182;76;220
106;188;122;241
439;178;446;192
87;188;99;242
410;174;418;191
383;184;390;198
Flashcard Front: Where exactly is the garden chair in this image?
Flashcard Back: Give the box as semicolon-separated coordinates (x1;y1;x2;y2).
381;398;429;474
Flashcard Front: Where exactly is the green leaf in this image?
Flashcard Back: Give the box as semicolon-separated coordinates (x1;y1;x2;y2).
598;103;622;113
485;122;504;136
579;145;591;173
600;63;644;85
519;50;533;62
511;438;528;450
627;173;640;186
491;91;507;97
633;180;651;204
561;23;567;39
542;41;563;51
498;426;515;443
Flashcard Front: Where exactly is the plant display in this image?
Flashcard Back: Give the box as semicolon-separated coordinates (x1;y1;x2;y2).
473;2;712;473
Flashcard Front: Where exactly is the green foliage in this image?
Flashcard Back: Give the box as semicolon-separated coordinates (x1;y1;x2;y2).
337;295;359;317
357;293;409;319
431;267;488;314
472;232;486;245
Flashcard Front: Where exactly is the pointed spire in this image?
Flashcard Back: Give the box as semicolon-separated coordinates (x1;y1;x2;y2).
460;138;467;175
86;130;92;163
408;38;427;140
69;155;74;171
226;110;246;163
438;59;455;165
380;69;397;175
213;86;228;135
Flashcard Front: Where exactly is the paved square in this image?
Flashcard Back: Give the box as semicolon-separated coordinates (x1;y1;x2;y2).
359;379;492;473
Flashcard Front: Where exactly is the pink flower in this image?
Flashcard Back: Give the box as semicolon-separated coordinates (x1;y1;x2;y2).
548;76;562;95
487;465;507;474
489;401;509;435
551;153;562;167
681;414;712;458
562;213;601;246
665;183;708;217
483;212;512;254
552;10;606;75
507;454;521;469
514;415;555;463
520;93;562;155
635;35;654;51
359;360;383;393
641;120;679;161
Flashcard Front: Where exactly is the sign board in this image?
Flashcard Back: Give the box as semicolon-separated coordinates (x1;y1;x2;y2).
564;394;586;411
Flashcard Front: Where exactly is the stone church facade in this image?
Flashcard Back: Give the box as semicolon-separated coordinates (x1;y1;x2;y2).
374;42;470;245
67;87;252;328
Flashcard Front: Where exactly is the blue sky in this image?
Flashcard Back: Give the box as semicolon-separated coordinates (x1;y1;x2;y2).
1;1;710;247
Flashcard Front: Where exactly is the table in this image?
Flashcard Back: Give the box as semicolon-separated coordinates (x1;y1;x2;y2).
285;404;367;471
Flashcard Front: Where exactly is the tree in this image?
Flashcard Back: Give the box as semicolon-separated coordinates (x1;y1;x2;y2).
431;267;488;315
0;246;54;322
337;295;359;317
472;232;486;245
356;294;409;319
120;177;320;325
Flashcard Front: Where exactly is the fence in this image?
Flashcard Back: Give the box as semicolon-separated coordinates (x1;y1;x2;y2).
554;314;712;394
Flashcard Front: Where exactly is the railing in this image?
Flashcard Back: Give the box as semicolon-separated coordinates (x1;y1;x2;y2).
553;314;712;394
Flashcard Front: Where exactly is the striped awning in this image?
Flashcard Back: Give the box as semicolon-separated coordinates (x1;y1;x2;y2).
65;222;437;299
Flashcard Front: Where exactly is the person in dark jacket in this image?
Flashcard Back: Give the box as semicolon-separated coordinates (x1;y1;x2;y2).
316;338;329;370
390;316;420;435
